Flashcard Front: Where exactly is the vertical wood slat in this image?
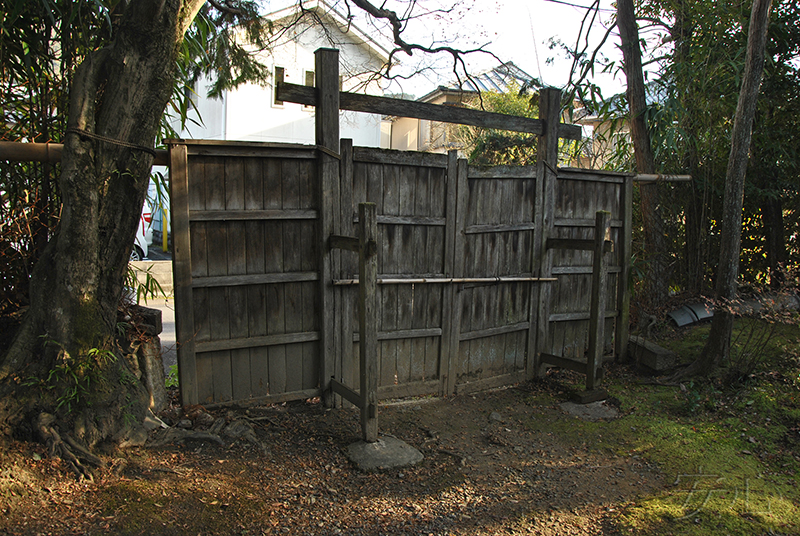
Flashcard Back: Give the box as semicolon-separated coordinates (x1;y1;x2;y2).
316;48;340;406
530;87;561;378
439;151;459;395
338;139;355;407
445;158;469;393
615;175;633;361
170;143;198;405
586;211;611;390
359;203;379;442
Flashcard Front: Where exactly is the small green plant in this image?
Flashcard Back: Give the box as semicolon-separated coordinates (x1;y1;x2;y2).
165;364;179;388
27;340;117;413
124;263;165;304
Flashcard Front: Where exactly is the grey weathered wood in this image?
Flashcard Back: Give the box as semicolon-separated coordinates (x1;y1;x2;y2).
329;235;360;252
445;157;468;394
329;378;364;408
277;81;582;140
459;321;530;342
352;145;449;168
547;238;614;252
191;272;318;288
169;143;199;405
359;203;379;442
196;331;320;353
189;209;317;221
554;218;623;228
616;175;633;361
539;353;588;374
530;87;561;378
549;311;617;322
552;266;622;275
586;211;611;391
465;222;537;234
352;328;443;342
316;48;340;407
339;139;356;407
467;165;536;179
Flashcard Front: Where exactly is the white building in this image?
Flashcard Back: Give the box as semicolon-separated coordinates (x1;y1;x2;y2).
174;0;391;146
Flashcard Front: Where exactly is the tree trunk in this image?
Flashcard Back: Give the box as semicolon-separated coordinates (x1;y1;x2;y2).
617;0;669;308
0;0;204;465
691;0;773;376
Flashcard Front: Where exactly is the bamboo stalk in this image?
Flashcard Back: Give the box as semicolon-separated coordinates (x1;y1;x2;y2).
332;276;558;285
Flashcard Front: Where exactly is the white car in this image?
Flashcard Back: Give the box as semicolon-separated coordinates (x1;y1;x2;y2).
131;207;153;261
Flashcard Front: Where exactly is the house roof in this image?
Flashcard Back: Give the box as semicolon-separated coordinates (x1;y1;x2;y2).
417;61;540;103
266;0;392;63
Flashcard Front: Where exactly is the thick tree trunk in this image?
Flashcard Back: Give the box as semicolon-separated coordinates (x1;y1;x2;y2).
617;0;669;308
690;0;773;376
0;0;204;460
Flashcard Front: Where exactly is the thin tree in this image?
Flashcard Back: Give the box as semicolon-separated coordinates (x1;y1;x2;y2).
616;0;669;309
684;0;773;376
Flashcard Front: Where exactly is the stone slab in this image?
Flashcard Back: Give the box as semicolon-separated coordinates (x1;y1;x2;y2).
629;336;676;371
347;437;423;472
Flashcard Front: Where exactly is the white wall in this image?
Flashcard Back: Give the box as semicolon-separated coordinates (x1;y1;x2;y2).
174;14;386;147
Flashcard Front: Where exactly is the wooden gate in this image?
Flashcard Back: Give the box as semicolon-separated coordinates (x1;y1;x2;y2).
169;48;633;407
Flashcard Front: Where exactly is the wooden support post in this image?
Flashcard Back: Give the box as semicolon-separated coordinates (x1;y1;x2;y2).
358;203;379;442
169;143;198;405
615;175;633;361
339;139;355;407
587;210;611;391
315;48;340;407
531;87;561;377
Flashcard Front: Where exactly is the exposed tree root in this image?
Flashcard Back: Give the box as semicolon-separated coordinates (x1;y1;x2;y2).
36;413;104;481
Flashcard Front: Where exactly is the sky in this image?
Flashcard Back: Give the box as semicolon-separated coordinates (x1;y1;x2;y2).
372;0;626;98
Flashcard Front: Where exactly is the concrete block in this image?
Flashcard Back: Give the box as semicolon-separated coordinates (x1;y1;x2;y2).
629;336;676;371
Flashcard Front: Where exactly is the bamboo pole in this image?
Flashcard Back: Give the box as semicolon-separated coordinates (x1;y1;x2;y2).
333;276;558;286
0;141;169;166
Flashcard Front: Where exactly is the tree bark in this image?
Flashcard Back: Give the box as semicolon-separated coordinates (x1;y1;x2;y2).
617;0;669;308
692;0;773;376
0;0;205;453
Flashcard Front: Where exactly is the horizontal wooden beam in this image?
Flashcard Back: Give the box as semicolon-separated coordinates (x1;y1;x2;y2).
333;276;557;285
634;173;691;183
192;271;318;288
539;353;588;374
0;141;169;166
195;331;319;353
189;209;317;221
277;82;582;140
459;321;530;342
547;237;614;253
329;235;360;252
352;327;443;342
330;378;363;407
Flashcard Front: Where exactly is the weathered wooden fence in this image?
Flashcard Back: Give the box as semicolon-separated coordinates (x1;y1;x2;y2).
170;48;633;407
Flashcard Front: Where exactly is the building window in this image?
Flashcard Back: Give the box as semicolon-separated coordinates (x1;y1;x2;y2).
273;66;285;106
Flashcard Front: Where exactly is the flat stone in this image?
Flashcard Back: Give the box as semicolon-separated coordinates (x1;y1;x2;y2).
346;437;423;472
560;400;619;422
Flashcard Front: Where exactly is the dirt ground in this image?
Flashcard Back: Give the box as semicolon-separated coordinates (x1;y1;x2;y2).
0;373;665;536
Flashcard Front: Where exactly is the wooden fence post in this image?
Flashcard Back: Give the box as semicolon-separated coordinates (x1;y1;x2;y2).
531;87;561;377
316;48;340;407
587;210;611;391
615;176;633;361
169;142;199;406
359;203;379;442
